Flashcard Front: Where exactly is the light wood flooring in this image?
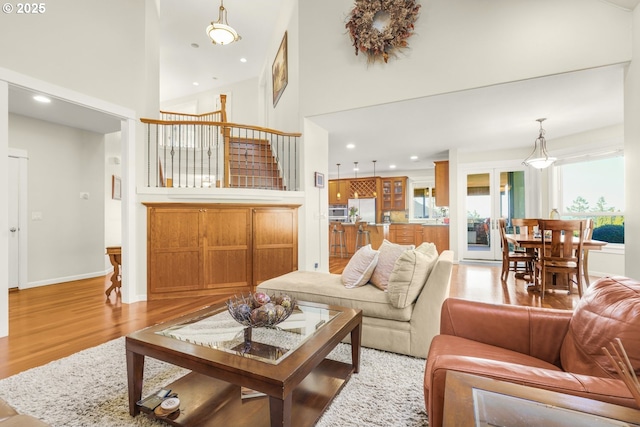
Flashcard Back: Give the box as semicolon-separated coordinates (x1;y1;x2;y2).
0;259;583;380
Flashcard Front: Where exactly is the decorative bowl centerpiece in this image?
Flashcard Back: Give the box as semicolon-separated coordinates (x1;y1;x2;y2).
226;292;296;328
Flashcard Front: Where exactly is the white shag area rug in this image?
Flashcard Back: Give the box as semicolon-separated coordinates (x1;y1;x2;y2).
0;337;429;426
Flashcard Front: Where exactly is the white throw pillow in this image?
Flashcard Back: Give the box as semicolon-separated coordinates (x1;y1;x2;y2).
370;239;414;291
387;243;438;308
341;244;379;288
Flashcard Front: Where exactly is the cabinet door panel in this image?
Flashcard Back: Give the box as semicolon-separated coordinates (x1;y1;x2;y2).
149;209;202;295
253;208;298;286
205;248;249;288
203;208;251;290
152;251;201;292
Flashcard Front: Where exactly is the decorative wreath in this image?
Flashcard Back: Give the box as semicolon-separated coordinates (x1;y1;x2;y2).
346;0;421;63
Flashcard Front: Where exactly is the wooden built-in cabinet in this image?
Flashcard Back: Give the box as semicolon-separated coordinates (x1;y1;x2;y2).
380;177;407;211
388;224;416;245
434;161;449;207
328;180;343;205
145;203;299;300
388;224;450;252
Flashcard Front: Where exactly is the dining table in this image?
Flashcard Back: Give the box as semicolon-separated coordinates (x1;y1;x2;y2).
504;232;607;293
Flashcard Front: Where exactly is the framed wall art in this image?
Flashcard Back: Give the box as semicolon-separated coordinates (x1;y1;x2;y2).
272;31;288;107
314;172;325;188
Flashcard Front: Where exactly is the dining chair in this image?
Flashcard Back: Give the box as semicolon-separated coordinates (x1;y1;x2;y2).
535;219;586;299
582;218;594;287
510;218;539;260
498;219;536;281
511;218;539;236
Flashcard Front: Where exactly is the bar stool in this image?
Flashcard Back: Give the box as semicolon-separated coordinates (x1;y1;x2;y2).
330;222;348;258
354;221;371;252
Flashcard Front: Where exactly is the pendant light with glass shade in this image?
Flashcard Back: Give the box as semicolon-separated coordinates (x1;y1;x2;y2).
206;0;242;45
336;163;341;201
522;118;557;169
372;160;377;197
353;162;359;199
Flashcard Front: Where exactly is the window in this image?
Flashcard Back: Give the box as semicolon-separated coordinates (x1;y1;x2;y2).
556;154;624;244
410;181;447;221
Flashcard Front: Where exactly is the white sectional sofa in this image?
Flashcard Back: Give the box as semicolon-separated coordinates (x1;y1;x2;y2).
258;243;454;358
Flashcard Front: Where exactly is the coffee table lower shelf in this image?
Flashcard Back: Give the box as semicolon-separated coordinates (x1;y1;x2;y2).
138;358;354;427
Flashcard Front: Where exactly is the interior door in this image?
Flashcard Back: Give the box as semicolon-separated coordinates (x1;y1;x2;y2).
8;156;20;288
462;168;527;261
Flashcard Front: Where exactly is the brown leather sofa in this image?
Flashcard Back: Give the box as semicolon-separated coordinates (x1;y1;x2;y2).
0;399;49;426
424;276;640;427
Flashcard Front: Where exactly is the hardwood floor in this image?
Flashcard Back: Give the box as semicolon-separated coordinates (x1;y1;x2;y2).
0;259;583;380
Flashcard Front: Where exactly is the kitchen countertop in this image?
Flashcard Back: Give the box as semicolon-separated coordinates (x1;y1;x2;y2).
339;222;449;226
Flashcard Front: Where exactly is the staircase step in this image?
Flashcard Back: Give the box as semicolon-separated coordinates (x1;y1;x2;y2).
229;167;280;177
229;175;285;189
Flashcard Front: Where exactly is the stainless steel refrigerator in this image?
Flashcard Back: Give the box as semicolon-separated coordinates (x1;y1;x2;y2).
348;198;376;223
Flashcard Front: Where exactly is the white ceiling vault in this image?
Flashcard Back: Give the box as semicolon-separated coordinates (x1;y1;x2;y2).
6;0;636;175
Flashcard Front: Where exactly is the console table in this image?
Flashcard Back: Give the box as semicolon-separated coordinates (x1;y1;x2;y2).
106;246;121;297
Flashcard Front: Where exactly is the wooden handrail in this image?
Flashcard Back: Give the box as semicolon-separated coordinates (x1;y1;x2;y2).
158;110;223;118
160;95;227;120
139;118;302;138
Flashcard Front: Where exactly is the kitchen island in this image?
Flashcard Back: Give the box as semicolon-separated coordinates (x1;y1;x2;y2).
329;222;449;256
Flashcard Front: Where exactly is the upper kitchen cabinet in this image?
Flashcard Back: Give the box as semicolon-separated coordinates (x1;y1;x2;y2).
381;177;407;211
329;179;345;205
434;161;449;207
349;178;377;199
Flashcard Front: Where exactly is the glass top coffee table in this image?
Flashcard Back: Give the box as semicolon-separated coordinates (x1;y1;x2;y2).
126;300;362;427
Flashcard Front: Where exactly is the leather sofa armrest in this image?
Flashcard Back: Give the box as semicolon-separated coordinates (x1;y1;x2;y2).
427;362;638;427
439;298;572;365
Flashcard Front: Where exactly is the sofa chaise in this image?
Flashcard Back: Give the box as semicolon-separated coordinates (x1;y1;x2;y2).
258;242;454;358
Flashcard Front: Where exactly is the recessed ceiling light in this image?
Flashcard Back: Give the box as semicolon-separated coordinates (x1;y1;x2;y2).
390;164;397;169
240;58;247;63
193;82;199;86
410;155;418;160
33;95;51;103
346;143;355;149
191;43;199;48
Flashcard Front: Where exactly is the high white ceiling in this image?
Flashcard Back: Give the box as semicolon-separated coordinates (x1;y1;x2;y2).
6;0;633;174
313;64;625;176
159;0;285;102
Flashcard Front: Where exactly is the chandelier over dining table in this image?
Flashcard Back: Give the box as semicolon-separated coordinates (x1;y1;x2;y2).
522;118;557;169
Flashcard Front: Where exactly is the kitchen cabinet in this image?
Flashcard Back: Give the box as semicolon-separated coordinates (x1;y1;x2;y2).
422;225;450;252
434;161;449;207
388;224;420;246
387;223;450;251
329;179;346;205
381;177;407;211
349;177;377;199
145;203;299;300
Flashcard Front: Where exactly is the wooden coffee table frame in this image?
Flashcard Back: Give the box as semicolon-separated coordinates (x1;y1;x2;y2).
126;301;362;427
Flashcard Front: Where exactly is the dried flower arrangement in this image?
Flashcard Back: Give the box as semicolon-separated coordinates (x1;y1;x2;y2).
346;0;421;63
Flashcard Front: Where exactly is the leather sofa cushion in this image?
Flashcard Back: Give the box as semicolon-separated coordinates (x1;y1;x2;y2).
561;276;640;377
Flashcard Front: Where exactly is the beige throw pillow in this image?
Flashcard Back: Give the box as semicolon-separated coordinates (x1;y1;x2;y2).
387;243;439;308
370;239;414;291
341;244;379;288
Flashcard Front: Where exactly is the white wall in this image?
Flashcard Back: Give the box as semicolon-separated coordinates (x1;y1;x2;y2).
624;6;640;280
161;77;261;126
299;0;632;118
105;132;122;271
9;114;107;286
0;0;152;113
0;81;8;336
